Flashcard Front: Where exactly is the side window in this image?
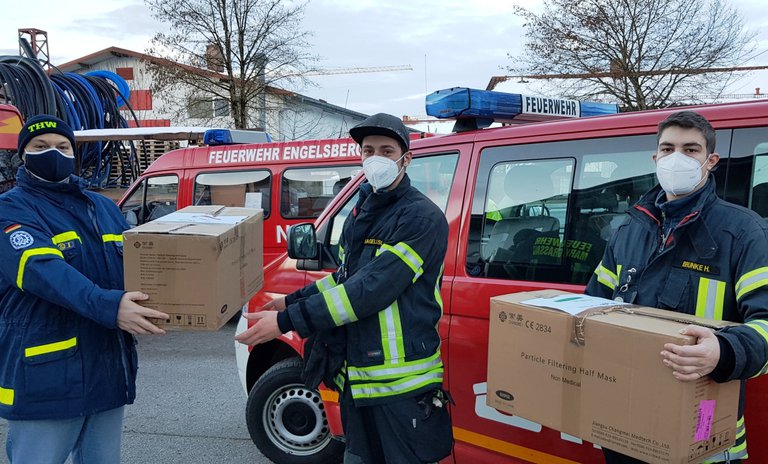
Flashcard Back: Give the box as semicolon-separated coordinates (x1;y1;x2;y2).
328;191;360;265
466;135;657;285
729;128;768;218
194;170;271;217
281;166;361;219
477;159;574;282
407;153;459;212
120;175;179;226
751;145;768;219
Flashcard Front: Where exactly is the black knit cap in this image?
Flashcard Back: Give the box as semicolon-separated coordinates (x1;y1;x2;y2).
17;115;76;154
349;113;410;152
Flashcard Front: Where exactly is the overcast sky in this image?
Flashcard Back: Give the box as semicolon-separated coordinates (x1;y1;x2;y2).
1;0;767;121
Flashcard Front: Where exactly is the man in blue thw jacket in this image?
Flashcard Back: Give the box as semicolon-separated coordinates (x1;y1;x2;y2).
0;115;169;464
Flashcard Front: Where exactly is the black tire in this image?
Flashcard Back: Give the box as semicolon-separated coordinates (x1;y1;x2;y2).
246;358;344;464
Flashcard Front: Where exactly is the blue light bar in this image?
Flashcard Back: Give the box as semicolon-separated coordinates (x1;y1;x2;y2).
425;87;619;122
204;129;272;146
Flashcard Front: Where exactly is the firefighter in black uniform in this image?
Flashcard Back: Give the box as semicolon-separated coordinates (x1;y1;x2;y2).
586;111;768;463
236;113;453;464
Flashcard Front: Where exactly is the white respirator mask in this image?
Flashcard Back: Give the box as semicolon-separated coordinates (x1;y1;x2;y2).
363;154;405;190
655;151;711;196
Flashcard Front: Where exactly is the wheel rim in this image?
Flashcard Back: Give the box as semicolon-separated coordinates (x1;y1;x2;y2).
262;382;333;456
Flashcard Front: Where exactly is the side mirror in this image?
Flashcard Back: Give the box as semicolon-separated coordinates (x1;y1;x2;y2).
287;223;318;260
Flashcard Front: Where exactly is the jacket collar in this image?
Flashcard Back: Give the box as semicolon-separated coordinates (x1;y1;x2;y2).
632;175;719;258
358;174;411;213
634;175;718;223
15;166;85;206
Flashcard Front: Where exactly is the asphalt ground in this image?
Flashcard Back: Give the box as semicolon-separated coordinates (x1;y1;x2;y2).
0;315;272;464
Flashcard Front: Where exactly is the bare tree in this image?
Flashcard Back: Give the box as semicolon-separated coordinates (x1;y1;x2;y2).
509;0;757;110
145;0;317;128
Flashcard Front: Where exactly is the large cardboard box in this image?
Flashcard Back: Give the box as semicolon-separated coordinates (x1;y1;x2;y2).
487;290;740;464
123;206;263;330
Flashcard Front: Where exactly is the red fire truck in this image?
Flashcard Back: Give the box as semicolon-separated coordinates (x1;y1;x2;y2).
236;88;768;464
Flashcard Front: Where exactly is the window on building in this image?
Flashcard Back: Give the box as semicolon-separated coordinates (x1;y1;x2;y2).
188;99;213;119
214;99;230;117
115;67;134;80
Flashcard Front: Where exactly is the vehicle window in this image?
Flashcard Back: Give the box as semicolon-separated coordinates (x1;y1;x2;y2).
194;170;271;217
730;128;768;218
281;166;361;219
752;147;768;219
328;191;360;266
407;153;459;212
467;135;658;284
476;158;575;282
121;175;179;226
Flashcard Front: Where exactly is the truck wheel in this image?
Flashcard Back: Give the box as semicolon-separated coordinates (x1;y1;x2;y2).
246;358;344;464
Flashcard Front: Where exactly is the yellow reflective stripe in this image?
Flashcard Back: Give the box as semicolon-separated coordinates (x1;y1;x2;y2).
594;262;619;290
0;387;13;405
17;247;64;289
702;415;748;462
745;321;768;374
338;244;345;264
321;285;357;326
378;301;404;364
348;351;443;382
380;242;424;281
695;278;726;320
752;329;768;376
735;266;768;300
315;274;337;292
102;234;123;243
350;368;443;399
24;337;77;358
51;231;81;245
434;264;444;313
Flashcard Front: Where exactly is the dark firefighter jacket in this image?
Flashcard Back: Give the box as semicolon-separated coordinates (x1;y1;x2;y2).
281;175;449;406
0;167;135;420
586;178;768;462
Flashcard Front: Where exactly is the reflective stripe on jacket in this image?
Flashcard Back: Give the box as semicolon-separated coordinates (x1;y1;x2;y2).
0;167;134;420
286;175;449;406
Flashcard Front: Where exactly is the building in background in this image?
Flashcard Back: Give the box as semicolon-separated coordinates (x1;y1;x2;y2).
57;47;368;141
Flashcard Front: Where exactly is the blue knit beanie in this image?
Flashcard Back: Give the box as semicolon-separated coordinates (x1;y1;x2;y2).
17;115;76;154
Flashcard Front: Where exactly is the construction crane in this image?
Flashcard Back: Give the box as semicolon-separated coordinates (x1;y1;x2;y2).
306;65;412;76
486;65;768;91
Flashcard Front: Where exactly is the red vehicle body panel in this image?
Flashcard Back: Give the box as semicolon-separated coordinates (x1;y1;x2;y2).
0;104;23;151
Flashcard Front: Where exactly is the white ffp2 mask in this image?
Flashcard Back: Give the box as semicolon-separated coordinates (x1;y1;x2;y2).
656;151;710;196
363;155;405;190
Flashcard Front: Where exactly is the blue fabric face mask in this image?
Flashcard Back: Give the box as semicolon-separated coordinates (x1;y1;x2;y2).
24;148;75;182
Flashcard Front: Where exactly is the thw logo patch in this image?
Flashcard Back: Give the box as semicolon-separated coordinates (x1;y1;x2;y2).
10;231;34;250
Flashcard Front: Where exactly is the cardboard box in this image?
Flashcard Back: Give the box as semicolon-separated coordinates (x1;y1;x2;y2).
123;206;263;330
210;184;246;207
487;290;740;464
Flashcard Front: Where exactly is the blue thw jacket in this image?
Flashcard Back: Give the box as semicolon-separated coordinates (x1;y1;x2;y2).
0;167;136;420
281;175;449;406
586;178;768;462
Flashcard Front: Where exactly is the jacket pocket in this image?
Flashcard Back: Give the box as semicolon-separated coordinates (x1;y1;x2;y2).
383;390;454;462
22;336;84;401
658;268;693;313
